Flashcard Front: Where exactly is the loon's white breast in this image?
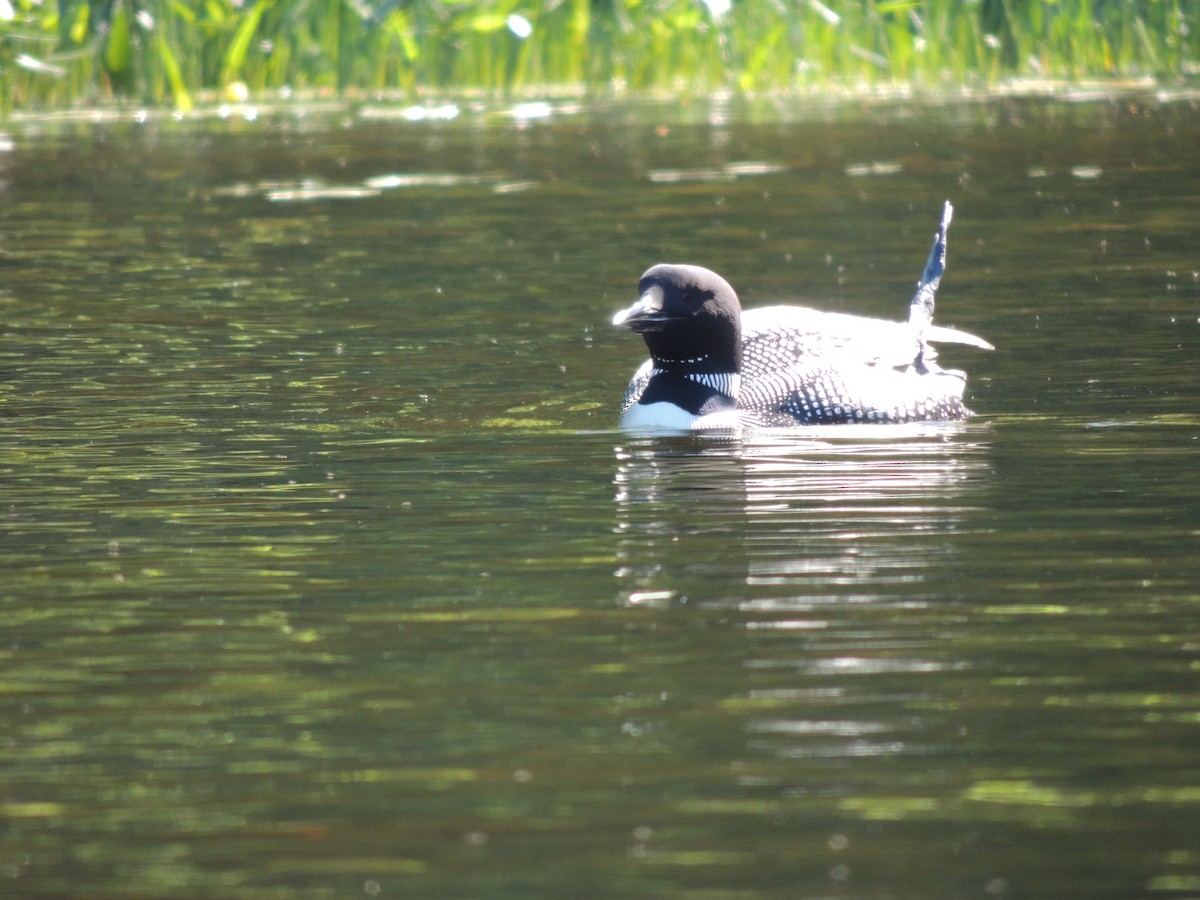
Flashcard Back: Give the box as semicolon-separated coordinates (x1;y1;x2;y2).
618;400;743;433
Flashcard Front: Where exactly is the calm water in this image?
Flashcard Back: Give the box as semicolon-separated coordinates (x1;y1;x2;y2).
2;94;1199;898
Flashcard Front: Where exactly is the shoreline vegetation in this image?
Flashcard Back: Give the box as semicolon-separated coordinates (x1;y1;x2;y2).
1;0;1197;114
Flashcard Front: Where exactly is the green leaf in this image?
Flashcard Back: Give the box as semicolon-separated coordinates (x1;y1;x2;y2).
68;3;91;45
221;0;271;85
104;0;132;75
156;32;192;112
171;1;197;26
468;13;508;33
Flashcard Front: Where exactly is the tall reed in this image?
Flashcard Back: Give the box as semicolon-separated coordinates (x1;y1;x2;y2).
2;0;1196;111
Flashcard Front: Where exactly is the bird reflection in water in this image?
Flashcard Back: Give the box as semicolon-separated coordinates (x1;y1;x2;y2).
612;424;993;612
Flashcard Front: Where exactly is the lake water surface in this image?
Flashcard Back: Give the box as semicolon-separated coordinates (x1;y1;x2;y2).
2;93;1199;898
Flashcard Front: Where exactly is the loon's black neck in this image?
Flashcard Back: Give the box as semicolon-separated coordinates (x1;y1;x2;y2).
638;307;742;415
638;369;740;416
644;328;741;379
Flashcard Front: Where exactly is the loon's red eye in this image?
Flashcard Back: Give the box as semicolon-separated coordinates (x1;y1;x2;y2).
682;291;696;304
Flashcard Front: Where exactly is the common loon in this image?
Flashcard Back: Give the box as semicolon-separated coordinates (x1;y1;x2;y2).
612;202;992;432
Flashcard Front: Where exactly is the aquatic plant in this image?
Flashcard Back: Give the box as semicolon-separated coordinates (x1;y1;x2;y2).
1;0;1196;111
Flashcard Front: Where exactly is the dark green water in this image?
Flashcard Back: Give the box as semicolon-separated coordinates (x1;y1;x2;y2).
2;95;1198;898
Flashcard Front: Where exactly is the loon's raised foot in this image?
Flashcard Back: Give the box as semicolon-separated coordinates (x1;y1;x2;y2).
612;201;992;432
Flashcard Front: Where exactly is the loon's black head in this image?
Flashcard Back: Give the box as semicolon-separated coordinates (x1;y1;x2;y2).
611;264;742;375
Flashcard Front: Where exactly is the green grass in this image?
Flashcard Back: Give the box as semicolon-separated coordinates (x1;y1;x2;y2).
2;0;1197;111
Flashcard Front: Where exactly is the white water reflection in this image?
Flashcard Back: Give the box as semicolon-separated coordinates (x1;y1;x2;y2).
613;425;993;610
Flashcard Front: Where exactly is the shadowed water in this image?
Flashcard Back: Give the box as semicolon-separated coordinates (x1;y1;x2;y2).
1;95;1198;898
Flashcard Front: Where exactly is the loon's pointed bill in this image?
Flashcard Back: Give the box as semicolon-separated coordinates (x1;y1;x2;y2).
612;286;671;332
612;203;992;432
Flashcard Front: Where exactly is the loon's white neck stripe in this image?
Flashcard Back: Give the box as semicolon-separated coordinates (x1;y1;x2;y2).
688;371;739;398
649;368;740;399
